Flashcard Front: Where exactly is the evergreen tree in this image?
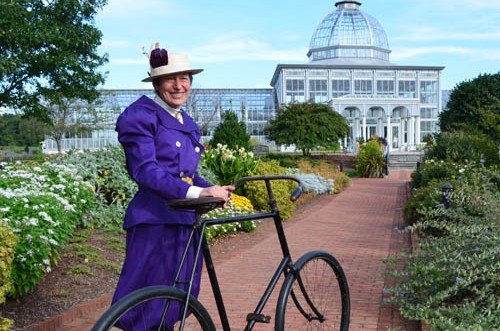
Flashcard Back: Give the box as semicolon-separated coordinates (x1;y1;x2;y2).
209;111;252;151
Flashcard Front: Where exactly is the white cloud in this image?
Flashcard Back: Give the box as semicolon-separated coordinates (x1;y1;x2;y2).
187;31;309;63
392;28;500;42
99;0;178;18
391;46;500;61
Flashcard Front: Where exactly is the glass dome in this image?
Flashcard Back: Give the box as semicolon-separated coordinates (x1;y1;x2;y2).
308;1;391;65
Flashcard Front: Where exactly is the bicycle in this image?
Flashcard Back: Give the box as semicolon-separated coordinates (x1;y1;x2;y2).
91;175;350;330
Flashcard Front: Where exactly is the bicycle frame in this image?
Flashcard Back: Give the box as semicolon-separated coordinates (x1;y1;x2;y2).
172;175;302;331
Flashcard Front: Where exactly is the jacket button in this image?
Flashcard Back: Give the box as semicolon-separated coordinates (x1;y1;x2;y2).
195;146;200;153
176;141;181;147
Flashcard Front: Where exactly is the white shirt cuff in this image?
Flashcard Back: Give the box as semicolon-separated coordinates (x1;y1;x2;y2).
186;185;204;199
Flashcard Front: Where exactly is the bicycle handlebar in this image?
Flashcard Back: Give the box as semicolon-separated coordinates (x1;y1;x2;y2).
167;175;303;214
234;175;303;202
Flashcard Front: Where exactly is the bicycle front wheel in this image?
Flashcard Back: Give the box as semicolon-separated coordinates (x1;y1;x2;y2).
91;285;215;331
275;250;350;330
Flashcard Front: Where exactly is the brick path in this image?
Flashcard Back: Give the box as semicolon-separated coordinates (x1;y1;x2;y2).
25;170;420;331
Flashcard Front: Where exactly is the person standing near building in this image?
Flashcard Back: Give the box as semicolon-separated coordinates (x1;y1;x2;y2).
111;43;233;329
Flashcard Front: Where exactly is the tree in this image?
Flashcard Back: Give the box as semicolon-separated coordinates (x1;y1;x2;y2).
0;114;47;147
264;102;350;156
0;0;108;121
43;93;116;153
209;111;252;151
439;72;500;143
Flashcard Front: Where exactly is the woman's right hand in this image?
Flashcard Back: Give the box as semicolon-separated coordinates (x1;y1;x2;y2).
200;185;235;203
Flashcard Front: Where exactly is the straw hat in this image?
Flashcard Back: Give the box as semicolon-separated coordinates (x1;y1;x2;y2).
142;43;203;82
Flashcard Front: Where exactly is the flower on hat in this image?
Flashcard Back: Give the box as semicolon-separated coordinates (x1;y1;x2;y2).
144;42;169;68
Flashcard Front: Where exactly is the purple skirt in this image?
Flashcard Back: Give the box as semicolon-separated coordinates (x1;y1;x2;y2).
111;223;203;329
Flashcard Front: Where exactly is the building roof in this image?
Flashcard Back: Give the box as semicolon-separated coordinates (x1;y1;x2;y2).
270;63;445;86
307;1;391;65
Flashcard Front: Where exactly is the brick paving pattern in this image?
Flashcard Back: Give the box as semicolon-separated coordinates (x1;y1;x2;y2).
25;170;421;331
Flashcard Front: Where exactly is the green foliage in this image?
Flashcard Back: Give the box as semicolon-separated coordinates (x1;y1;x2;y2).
201;144;256;186
265;103;350;156
386;160;500;330
259;153;298;168
0;0;109;120
425;130;499;167
209;111;252;151
411;159;460;189
439;72;500;144
0;115;47;147
59;146;137;227
0;161;96;297
0;224;18;304
0;317;13;331
355;140;386;178
243;160;298;220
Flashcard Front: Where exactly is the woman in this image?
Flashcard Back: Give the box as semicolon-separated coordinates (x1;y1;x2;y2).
112;44;233;329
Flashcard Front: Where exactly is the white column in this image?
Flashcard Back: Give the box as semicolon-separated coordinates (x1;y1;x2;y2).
362;114;367;141
386;115;391;146
409;116;415;148
415;116;421;145
354;118;360;142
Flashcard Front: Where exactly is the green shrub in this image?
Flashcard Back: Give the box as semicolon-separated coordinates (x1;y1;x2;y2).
201;144;256;186
0;224;17;304
243;160;297;220
355;140;386;178
59;147;137;228
259;153;298;168
386;161;500;330
0;161;96;297
425;130;499;167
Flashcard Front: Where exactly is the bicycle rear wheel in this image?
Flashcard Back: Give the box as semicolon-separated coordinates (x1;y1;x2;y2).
91;285;215;331
275;250;350;330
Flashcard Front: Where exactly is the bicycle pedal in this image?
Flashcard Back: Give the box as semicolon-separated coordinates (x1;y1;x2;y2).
246;313;271;323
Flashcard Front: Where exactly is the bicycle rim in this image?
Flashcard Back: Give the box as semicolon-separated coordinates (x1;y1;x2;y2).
275;250;350;330
91;286;215;331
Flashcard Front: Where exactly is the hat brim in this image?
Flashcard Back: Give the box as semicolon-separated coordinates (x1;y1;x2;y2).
142;68;203;82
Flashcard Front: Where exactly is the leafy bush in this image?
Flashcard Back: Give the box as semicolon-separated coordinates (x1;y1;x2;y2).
259;153;298;168
292;173;334;195
201;144;256;186
425;130;499;167
243;160;297;221
386;161;500;330
296;159;350;193
355;140;386;178
0;224;17;304
0;161;95;297
59;147;137;228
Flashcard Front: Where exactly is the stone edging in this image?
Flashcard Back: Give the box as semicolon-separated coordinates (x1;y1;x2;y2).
23;293;112;331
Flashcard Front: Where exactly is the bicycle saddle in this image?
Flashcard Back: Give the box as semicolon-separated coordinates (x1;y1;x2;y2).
168;196;226;214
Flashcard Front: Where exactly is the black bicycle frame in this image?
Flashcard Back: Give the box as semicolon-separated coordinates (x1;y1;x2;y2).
171;175;305;331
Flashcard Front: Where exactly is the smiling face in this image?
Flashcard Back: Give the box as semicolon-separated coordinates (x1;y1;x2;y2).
155;73;192;108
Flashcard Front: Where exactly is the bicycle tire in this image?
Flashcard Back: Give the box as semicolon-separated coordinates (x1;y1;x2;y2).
275;250;350;330
91;285;216;331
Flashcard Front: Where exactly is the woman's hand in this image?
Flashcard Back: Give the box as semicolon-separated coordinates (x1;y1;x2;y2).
200;185;235;205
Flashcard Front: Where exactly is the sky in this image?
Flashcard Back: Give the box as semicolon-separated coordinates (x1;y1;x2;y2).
95;0;500;91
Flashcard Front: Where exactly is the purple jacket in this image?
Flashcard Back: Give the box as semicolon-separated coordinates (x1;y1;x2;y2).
116;95;211;228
